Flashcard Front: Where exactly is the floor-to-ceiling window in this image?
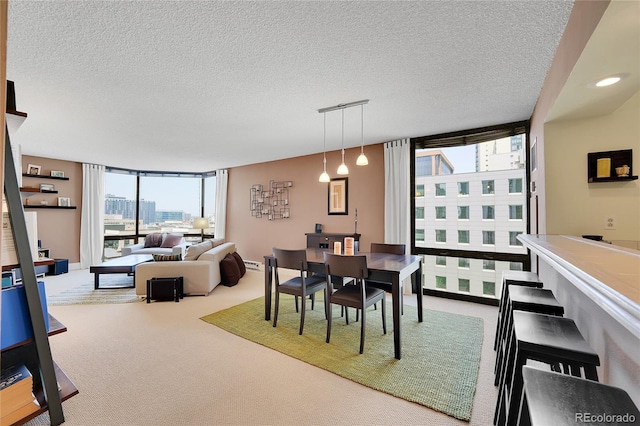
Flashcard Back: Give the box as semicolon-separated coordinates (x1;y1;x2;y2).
103;168;216;257
411;121;530;303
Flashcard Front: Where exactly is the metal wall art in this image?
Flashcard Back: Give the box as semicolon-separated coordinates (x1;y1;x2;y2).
250;180;293;220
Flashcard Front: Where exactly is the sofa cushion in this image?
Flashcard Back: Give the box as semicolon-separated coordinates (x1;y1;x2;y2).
232;251;246;277
184;240;214;261
210;238;225;248
152;253;182;262
220;253;241;287
161;233;183;248
144;233;163;248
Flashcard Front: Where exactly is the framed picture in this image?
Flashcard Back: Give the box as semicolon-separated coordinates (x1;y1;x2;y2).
530;137;537;173
57;197;70;207
50;170;65;178
40;183;55;192
328;177;348;215
27;164;41;175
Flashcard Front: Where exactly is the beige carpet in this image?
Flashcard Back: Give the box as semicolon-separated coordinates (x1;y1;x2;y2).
202;296;483;421
25;268;499;426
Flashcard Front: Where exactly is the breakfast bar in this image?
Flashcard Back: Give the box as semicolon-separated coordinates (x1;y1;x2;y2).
518;235;640;406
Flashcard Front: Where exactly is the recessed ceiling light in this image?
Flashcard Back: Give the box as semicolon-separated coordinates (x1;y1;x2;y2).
588;73;628;88
595;76;621;87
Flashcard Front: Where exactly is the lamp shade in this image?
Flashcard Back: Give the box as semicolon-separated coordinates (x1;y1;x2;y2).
193;217;209;229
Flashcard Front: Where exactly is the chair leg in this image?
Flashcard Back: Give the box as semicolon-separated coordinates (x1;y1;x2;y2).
273;290;280;328
345;307;350;325
326;303;333;343
381;298;387;334
295;295;299;313
359;305;366;354
310;293;315;311
299;294;306;335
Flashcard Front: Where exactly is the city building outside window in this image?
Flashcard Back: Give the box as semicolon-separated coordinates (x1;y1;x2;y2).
483;230;495;245
509;232;523;246
458;205;469;219
458;258;470;268
416;184;425;197
509;205;523;220
435;276;447;289
435;256;447;266
458;279;470;292
458;230;470;244
482;205;495;220
435;183;446;196
510;262;523;271
483;281;496;296
435;229;446;243
509;178;523;193
416;229;425;241
458;181;469;195
483;259;496;270
482;180;494;194
416;206;425;219
435;206;446;219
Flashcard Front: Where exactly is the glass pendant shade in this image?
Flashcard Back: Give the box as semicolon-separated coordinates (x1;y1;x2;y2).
337;161;349;175
319;112;330;182
356;152;368;166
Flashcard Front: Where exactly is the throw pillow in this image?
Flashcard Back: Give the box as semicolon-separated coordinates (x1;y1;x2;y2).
231;251;246;277
184;240;214;261
160;233;183;248
220;253;241;287
144;233;163;248
152;253;182;262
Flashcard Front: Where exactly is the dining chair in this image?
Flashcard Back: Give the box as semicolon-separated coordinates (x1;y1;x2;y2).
324;252;386;354
368;243;406;314
272;248;327;335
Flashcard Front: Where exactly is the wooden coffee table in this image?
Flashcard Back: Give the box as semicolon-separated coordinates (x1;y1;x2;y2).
90;254;154;289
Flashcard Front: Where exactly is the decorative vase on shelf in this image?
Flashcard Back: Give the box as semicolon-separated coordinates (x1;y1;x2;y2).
615;165;630;177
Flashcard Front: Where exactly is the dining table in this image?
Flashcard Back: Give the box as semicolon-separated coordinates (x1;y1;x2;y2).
263;248;423;359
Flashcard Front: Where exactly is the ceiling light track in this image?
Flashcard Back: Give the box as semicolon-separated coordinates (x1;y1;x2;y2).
317;99;369;114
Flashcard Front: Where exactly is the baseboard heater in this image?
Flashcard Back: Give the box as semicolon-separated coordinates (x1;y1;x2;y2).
243;260;261;270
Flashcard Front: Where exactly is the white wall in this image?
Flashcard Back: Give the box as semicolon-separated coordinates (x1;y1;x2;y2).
544;91;640;241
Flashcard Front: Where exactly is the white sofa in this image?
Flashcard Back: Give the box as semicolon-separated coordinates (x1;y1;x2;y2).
122;233;188;258
135;239;236;297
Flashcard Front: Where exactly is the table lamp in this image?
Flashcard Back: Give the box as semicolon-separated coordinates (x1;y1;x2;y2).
193;217;209;242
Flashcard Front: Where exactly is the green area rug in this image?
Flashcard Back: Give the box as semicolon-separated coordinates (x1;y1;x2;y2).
47;276;141;305
201;295;483;421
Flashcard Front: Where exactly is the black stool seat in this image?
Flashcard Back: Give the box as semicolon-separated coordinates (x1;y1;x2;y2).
495;311;600;426
494;271;543;351
519;366;639;426
494;287;564;382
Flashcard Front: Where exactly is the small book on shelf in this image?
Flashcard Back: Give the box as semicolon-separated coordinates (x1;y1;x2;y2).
0;364;39;421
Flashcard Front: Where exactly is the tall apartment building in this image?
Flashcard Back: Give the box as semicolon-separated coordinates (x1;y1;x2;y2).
415;139;527;299
105;194;156;225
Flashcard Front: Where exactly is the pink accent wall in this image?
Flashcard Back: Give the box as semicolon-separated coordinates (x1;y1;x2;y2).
226;144;385;263
22;155;83;263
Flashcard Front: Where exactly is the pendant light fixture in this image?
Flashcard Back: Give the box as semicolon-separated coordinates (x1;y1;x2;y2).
319;112;330;182
317;99;369;178
337;109;349;175
356;103;368;166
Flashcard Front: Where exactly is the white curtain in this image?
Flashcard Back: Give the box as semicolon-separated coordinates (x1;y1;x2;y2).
80;163;105;268
384;139;410;246
215;169;228;240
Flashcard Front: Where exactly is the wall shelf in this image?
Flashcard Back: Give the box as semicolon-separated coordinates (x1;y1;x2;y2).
20;187;59;195
587;149;634;183
22;173;70;181
23;205;77;209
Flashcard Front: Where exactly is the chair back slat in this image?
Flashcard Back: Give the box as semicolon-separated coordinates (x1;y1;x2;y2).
272;248;307;271
323;253;368;279
370;243;406;255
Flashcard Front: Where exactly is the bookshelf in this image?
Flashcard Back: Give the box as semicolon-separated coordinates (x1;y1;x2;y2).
2;116;76;424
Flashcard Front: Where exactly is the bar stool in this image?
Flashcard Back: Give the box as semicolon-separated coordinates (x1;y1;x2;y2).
494;271;543;351
494;287;564;384
518;366;639;426
494;311;600;426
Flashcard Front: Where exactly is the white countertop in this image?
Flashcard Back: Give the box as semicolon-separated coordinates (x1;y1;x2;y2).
518;234;640;338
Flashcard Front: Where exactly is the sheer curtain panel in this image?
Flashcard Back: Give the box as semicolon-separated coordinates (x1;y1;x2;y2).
80;163;105;268
384;139;410;246
215;169;228;240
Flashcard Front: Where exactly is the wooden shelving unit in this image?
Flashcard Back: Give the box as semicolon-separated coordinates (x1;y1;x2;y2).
22;173;70;181
587;149;637;183
3;103;74;425
23;205;77;210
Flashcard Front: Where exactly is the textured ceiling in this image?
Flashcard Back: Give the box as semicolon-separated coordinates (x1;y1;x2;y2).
6;1;576;173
